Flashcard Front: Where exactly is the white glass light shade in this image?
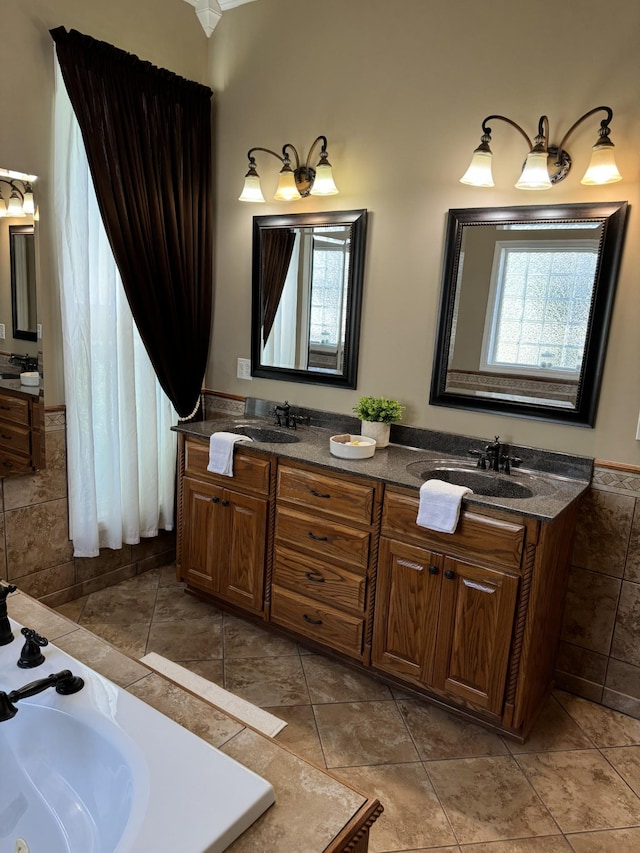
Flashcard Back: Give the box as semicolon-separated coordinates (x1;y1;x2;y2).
273;169;301;201
22;189;35;215
459;149;494;187
309;163;339;196
238;174;265;203
515;150;553;190
0;197;6;217
7;191;24;216
581;144;622;185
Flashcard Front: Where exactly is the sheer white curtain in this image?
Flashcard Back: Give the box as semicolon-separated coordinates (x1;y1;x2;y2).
53;59;178;558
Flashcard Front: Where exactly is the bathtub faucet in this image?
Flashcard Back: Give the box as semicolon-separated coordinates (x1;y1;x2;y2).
0;669;85;722
0;582;18;646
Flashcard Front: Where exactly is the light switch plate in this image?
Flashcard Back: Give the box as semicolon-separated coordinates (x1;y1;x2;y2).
0;324;5;340
237;357;252;380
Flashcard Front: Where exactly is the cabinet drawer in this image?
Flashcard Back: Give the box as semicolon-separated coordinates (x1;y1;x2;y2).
271;585;364;659
0;449;33;475
0;421;31;456
277;464;375;525
184;438;271;494
382;489;525;572
275;506;370;573
273;546;367;613
0;394;30;426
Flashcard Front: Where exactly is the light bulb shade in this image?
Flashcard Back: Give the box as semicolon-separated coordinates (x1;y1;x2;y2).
273;168;301;201
238;173;265;203
22;188;35;216
309;163;339;196
581;143;622;185
0;197;6;217
460;149;494;187
515;150;553;190
6;191;24;216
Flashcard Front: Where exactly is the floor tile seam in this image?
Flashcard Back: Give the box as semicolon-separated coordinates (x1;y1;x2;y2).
596;745;640;803
431;752;564;840
308;701;331;769
141;571;161;658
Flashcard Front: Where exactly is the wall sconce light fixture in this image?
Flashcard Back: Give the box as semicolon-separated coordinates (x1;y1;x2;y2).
460;106;622;190
0;179;35;217
239;135;339;202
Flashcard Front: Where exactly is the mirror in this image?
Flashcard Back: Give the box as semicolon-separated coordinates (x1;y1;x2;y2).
9;224;37;341
430;201;629;426
251;209;367;388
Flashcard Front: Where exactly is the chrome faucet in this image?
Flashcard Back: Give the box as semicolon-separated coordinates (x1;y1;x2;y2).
0;669;85;722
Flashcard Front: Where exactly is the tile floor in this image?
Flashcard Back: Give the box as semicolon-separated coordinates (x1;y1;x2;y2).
56;565;640;853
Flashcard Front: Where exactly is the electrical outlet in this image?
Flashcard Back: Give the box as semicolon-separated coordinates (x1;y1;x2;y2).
0;324;4;340
37;323;42;340
237;357;252;380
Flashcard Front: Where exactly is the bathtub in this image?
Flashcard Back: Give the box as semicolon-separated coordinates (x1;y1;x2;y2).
0;618;275;853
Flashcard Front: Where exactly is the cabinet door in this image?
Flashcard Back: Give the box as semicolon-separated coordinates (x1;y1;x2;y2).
433;556;519;715
182;478;224;592
372;537;443;683
220;489;268;614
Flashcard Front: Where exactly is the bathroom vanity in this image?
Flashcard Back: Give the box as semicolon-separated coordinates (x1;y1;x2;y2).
0;382;42;474
175;416;589;741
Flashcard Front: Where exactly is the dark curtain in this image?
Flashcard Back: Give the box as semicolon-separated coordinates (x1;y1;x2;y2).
262;228;296;346
51;27;212;419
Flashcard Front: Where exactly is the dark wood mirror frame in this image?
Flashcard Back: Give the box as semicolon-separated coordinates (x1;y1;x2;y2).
9;223;37;342
251;209;367;389
429;201;629;427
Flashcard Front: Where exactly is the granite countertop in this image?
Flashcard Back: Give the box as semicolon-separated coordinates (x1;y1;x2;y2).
6;591;378;853
174;414;592;522
0;374;41;397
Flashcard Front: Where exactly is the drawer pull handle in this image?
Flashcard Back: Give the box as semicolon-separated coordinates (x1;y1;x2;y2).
221;499;230;506
428;565;439;575
307;531;328;542
398;559;424;572
210;496;219;503
444;569;456;580
304;571;325;583
0;434;12;440
310;489;331;499
303;614;323;625
0;406;10;411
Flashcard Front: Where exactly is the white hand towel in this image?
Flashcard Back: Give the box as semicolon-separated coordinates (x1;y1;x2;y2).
416;479;473;534
207;432;253;477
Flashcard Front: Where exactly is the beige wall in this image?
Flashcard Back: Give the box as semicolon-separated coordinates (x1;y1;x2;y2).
3;0;210;406
209;0;640;465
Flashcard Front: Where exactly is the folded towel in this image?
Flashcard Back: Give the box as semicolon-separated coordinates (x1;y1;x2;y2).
207;432;253;477
416;479;473;534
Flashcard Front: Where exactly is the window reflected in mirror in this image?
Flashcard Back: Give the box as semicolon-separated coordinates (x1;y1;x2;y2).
252;209;367;388
431;202;629;426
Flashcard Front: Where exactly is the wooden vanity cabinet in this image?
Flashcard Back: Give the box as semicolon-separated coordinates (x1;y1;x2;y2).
270;461;383;662
177;436;271;615
0;390;40;475
373;485;578;735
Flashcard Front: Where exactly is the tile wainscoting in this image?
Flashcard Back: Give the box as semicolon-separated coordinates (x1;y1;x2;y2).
556;462;640;719
0;406;175;608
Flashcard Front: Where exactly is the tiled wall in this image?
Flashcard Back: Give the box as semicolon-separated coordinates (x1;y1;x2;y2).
0;408;175;608
556;463;640;719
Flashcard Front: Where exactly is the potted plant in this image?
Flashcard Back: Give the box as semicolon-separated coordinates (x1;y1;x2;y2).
353;395;404;449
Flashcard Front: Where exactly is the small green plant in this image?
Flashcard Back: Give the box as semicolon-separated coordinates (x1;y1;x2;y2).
353;395;404;424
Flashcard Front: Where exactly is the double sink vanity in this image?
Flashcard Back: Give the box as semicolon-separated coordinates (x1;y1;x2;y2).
175;403;591;741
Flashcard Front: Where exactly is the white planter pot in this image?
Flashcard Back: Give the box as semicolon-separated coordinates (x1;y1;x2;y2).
360;420;391;449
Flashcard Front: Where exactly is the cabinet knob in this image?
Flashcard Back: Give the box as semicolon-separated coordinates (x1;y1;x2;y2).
210;496;219;503
221;499;230;506
444;569;456;580
428;565;439;575
303;614;323;626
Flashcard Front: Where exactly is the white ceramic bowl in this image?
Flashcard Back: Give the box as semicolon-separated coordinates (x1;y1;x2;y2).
20;371;39;386
329;434;376;459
